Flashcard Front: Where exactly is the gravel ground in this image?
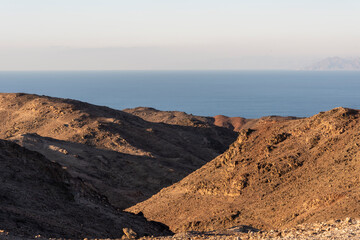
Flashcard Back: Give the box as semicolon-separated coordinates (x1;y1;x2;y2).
141;218;360;240
1;218;359;240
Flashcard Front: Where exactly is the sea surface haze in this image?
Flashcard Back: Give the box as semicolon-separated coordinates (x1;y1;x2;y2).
0;70;359;118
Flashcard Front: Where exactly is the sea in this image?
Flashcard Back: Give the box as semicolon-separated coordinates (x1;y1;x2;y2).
0;70;359;119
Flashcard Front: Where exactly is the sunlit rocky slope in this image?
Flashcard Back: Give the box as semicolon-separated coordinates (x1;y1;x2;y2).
128;107;360;233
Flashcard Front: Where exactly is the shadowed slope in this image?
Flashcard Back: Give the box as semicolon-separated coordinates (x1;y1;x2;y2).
0;139;170;239
10;133;195;209
128;107;360;232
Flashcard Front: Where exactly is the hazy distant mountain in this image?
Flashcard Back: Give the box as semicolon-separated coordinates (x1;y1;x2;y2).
304;57;360;70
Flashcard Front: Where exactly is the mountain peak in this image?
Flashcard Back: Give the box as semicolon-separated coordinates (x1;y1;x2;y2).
304;57;360;70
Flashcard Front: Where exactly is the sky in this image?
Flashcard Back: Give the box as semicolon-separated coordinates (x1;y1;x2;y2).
1;0;359;70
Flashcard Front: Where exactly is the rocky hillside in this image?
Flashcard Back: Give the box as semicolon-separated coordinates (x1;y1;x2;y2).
0;139;170;239
10;133;194;210
0;93;237;208
128;107;360;233
212;115;299;131
124;107;298;132
0;93;235;158
123;107;214;127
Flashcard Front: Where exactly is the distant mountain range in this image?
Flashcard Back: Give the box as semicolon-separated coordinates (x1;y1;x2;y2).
304;57;360;70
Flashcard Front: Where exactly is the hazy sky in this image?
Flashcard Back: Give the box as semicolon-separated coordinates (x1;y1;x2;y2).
1;0;359;70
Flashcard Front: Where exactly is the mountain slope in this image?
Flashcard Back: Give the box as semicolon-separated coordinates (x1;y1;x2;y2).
0;93;235;158
128;107;360;232
123;107;214;127
0;93;237;208
0;139;170;239
10;133;192;210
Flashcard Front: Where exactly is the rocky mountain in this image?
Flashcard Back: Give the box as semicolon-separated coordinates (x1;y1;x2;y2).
304;57;360;71
128;107;360;233
124;107;298;132
3;92;358;239
123;107;214;127
0;93;237;209
0;139;170;239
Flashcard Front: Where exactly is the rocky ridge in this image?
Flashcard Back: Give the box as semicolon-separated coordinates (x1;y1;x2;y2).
128;107;360;233
0;93;237;208
124;107;298;132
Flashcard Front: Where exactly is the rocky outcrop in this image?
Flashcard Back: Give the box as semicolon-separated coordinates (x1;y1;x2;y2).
213;115;298;131
128;107;360;233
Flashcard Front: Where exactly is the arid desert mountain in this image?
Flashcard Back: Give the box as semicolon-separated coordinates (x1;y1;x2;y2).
0;139;170;239
2;92;359;239
0;93;236;209
123;107;215;127
128;107;360;233
124;107;298;132
0;93;235;158
304;56;360;71
212;115;299;132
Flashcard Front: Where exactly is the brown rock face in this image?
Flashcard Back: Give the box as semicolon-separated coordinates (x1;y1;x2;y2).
0;139;170;239
124;107;298;132
0;93;236;208
128;107;360;233
123;107;214;127
213;115;298;132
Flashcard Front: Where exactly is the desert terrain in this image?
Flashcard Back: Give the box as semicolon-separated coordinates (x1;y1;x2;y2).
128;107;360;233
0;93;236;209
0;93;359;239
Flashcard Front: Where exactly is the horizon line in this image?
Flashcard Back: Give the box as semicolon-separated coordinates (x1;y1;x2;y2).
2;69;360;72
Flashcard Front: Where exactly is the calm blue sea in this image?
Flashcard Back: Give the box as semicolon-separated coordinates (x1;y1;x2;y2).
0;70;359;118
